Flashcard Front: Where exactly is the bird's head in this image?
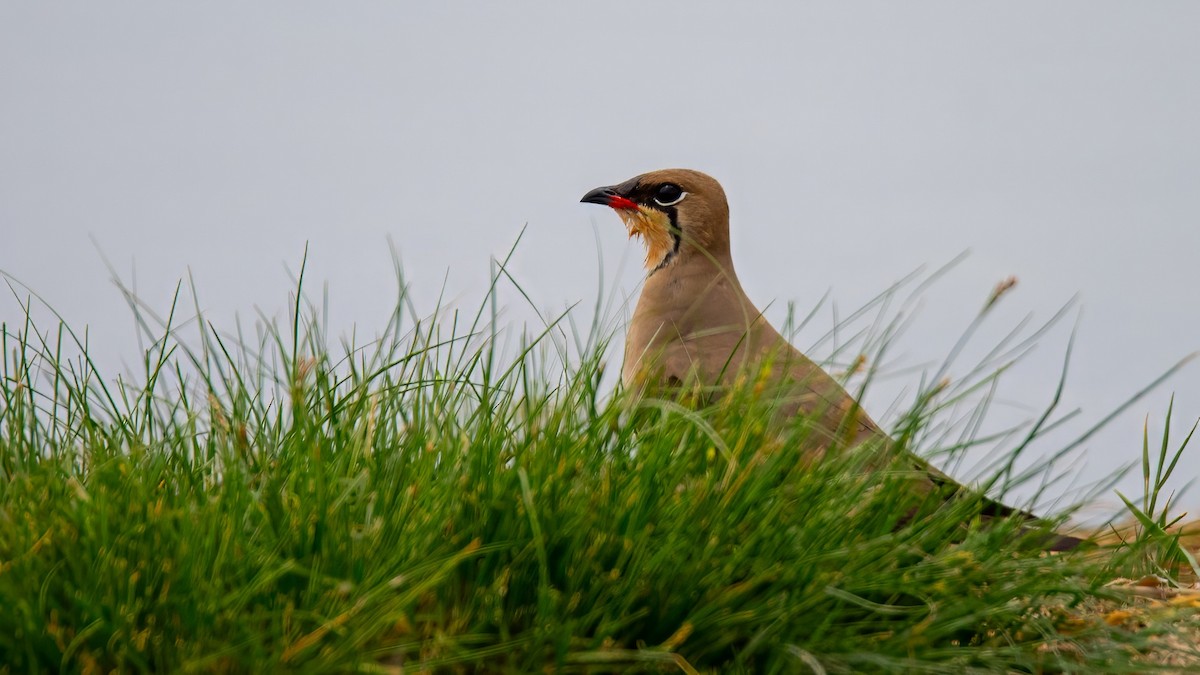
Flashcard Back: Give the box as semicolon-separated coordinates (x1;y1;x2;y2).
581;168;730;273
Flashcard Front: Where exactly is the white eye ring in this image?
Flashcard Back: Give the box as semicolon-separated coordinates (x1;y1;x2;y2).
653;191;687;207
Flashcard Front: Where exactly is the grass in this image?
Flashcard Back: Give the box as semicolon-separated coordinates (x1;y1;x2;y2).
1;250;1198;673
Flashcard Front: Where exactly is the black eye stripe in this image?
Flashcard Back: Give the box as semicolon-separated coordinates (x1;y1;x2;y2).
617;181;686;208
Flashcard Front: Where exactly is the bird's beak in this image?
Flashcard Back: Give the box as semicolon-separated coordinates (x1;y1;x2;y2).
580;185;639;211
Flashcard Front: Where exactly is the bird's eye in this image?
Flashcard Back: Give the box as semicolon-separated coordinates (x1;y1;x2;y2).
653;183;686;207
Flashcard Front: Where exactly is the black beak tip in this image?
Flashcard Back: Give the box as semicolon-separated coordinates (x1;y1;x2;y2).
580;186;616;205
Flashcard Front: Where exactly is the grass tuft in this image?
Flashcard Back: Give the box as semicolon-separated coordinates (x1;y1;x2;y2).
1;255;1197;673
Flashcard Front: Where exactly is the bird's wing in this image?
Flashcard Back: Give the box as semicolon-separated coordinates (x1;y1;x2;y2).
753;333;1078;545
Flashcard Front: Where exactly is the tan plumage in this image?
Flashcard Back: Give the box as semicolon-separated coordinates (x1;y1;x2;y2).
581;168;1081;550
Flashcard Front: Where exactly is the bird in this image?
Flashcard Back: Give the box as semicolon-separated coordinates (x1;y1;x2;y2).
580;167;1082;551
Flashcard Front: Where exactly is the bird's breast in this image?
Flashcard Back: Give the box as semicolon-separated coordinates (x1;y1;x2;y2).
622;269;765;389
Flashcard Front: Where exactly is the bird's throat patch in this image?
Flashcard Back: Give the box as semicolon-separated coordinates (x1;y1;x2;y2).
618;206;677;271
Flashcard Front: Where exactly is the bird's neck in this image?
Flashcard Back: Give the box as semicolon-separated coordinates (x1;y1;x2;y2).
646;246;738;295
623;250;770;388
631;250;755;340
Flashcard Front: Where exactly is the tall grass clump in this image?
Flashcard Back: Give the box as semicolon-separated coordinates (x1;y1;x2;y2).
1;251;1197;673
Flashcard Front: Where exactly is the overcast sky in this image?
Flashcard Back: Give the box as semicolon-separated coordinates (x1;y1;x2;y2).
3;3;1198;515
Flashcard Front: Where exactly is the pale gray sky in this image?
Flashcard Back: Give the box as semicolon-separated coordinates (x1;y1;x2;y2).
2;3;1198;514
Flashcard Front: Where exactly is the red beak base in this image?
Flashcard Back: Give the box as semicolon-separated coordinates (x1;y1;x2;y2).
606;195;639;211
581;186;639;211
